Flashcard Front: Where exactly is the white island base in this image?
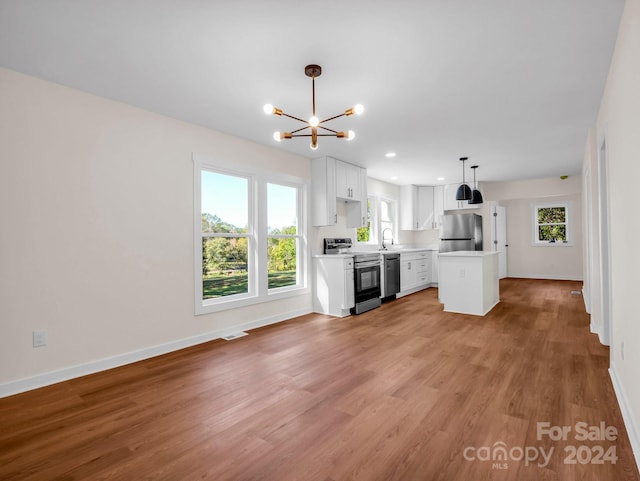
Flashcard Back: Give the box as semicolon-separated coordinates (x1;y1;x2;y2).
438;251;500;316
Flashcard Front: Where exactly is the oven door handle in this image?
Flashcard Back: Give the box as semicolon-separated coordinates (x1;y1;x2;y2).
355;261;381;269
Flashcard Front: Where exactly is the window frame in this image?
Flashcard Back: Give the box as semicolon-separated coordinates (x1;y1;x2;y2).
266;181;304;294
356;195;398;246
532;202;572;247
194;154;309;315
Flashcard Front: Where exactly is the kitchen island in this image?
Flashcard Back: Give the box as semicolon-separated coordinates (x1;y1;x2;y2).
438;251;499;316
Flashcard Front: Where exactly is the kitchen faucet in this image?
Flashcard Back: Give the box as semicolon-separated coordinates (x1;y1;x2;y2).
382;228;394;249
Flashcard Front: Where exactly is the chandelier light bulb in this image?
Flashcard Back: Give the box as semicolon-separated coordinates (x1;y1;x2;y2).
263;104;274;115
273;131;282;142
309;116;320;127
347;130;356;141
310;141;318;150
354;104;364;115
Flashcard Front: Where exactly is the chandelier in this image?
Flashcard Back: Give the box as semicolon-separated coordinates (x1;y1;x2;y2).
263;64;364;150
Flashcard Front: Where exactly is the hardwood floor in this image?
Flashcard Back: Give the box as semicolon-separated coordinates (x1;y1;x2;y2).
1;279;638;480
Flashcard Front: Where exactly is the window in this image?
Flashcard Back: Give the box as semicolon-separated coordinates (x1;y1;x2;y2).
201;170;252;300
380;199;394;240
267;183;300;290
356;196;397;246
195;155;307;314
533;203;571;245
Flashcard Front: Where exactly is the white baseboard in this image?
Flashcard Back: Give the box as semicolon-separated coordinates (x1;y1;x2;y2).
507;274;584;281
0;308;312;399
609;364;640;474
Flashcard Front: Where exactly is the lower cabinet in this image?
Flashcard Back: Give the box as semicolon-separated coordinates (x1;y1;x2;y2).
399;250;434;295
312;256;355;317
400;257;417;291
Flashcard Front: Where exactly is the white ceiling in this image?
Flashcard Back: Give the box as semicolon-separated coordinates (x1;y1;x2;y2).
0;0;625;185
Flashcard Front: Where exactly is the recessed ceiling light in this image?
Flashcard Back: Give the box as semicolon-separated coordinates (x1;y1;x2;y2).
437;177;445;181
390;176;398;180
385;152;396;158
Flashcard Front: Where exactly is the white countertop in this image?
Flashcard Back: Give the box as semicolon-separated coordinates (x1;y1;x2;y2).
383;247;438;253
313;246;438;258
438;250;498;257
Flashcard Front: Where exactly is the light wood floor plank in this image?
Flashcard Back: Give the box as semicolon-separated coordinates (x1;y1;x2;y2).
0;279;638;480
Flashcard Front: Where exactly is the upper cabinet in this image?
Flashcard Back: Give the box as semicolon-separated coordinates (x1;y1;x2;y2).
335;160;362;201
311;156;367;227
443;183;482;211
400;185;436;230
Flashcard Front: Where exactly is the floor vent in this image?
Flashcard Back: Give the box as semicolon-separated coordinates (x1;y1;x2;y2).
221;332;248;341
570;290;581;296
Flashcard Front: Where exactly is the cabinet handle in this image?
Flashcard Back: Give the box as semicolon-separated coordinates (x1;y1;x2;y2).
334;214;337;223
408;262;411;270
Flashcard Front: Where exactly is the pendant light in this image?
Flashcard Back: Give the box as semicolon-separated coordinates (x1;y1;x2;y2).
469;165;484;204
455;157;472;201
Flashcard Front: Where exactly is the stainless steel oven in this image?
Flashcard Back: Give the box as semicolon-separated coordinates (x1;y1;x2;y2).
352;253;382;314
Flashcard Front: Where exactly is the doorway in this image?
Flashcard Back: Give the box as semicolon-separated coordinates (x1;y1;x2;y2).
491;204;508;279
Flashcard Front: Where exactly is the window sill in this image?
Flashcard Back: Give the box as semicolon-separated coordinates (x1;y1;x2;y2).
196;285;309;315
533;241;572;247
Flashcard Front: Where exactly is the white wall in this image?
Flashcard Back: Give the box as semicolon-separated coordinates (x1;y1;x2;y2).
481;176;583;280
0;68;312;394
587;0;640;462
582;128;601;327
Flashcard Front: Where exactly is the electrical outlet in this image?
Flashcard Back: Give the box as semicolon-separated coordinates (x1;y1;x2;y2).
33;330;47;347
459;268;466;278
621;341;625;361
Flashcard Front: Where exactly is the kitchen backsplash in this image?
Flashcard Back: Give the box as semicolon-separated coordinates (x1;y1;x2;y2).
310;203;440;255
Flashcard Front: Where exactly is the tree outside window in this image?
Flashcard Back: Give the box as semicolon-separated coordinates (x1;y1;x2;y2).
195;157;307;314
201;171;251;299
267;183;300;290
534;204;570;245
356;198;372;243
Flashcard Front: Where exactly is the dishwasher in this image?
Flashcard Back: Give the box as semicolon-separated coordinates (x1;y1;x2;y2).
381;253;400;301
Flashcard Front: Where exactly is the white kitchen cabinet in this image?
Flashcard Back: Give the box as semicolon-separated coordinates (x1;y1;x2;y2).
311;157;338;226
415;252;431;286
400;255;417;291
311;157;367;227
345;169;368;228
335;159;362;201
400;185;435;230
399;250;433;294
443;183;482;211
312;256;355;317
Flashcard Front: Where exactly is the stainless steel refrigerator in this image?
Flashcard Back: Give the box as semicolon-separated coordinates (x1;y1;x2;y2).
439;213;483;252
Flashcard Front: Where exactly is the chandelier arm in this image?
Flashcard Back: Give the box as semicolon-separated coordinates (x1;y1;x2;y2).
290;125;310;134
290;133;341;138
281;112;309;124
319;113;346;124
318;125;338;134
